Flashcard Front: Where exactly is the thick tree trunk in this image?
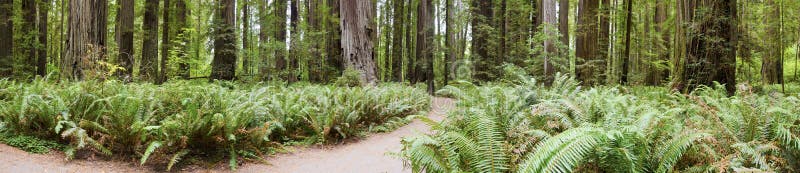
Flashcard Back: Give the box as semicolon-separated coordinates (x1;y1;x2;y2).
471;0;493;81
274;0;287;80
415;0;434;93
621;0;632;84
210;0;238;81
92;0;108;60
117;0;135;80
65;0;104;80
576;0;602;85
0;0;11;77
672;0;737;95
597;0;610;83
141;0;160;81
340;0;378;84
391;0;405;82
405;2;416;82
38;0;49;76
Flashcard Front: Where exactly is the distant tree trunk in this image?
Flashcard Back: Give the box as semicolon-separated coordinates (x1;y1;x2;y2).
415;0;434;93
117;0;135;80
471;0;493;81
274;0;287;80
258;0;269;80
176;0;189;79
444;0;453;85
648;0;668;85
64;0;105;80
325;0;343;81
0;0;12;77
498;0;507;64
37;0;49;76
621;0;632;84
242;0;251;76
340;0;378;84
391;0;405;82
762;0;783;84
141;0;160;81
576;0;602;85
210;0;238;81
307;0;324;82
672;0;737;95
160;0;171;84
598;0;610;83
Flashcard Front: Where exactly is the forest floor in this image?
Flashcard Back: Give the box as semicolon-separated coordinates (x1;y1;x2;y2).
0;97;454;173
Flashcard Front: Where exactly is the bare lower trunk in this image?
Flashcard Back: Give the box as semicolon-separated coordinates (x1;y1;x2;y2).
340;0;377;84
210;0;238;81
141;0;159;81
0;0;12;77
38;0;49;76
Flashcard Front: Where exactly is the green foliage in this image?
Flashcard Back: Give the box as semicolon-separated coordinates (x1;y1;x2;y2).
335;68;365;87
0;78;429;170
401;74;800;173
1;135;63;154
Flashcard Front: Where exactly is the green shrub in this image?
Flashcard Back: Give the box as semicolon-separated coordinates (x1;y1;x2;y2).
0;78;430;170
400;74;800;173
1;135;63;154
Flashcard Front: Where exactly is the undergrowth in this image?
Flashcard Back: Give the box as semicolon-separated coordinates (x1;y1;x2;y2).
400;73;800;173
0;78;430;170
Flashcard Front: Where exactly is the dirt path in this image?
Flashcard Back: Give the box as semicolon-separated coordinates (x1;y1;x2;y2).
0;97;453;173
234;97;453;173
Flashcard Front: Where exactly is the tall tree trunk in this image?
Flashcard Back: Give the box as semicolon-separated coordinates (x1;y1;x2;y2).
575;0;601;85
391;0;405;82
160;0;171;84
471;0;493;81
415;0;434;93
65;0;105;80
762;0;783;84
274;0;287;80
92;0;108;60
211;0;239;81
288;0;299;82
444;0;453;85
37;0;49;76
499;0;507;65
340;0;378;84
0;0;11;77
176;0;189;79
542;0;557;86
598;0;610;83
242;0;251;76
325;0;343;81
23;0;37;74
117;0;135;80
405;1;416;82
621;0;632;84
672;0;737;95
558;0;568;48
648;0;668;85
141;0;160;81
258;0;269;80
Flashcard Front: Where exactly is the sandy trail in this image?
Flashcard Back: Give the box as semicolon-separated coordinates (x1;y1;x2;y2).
0;97;453;173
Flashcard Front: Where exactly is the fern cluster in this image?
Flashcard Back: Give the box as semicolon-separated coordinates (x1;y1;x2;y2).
0;78;430;170
401;74;800;173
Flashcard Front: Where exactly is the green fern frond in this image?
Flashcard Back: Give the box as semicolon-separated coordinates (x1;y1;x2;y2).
140;141;162;165
517;127;606;173
655;133;710;173
167;150;190;171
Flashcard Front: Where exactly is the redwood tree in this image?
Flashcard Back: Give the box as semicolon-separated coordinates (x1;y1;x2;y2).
117;0;135;80
0;0;11;77
141;0;160;81
210;0;239;81
340;0;378;84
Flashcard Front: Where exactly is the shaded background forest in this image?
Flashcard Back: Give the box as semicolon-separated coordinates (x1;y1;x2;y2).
0;0;798;92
